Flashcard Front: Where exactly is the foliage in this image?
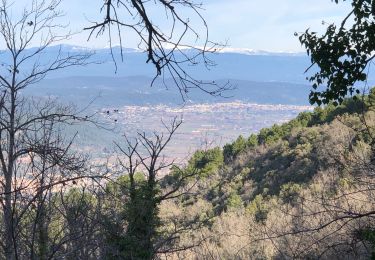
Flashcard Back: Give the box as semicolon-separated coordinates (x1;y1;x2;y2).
222;95;366;163
280;182;302;205
225;192;243;210
298;0;375;105
5;0;375;257
223;135;247;162
246;195;269;223
358;229;375;258
164;92;375;259
187;147;224;178
3;91;373;259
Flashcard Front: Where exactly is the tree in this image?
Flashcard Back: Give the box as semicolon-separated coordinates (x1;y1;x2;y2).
223;135;247;163
187;147;223;178
253;94;375;259
105;118;202;258
86;0;231;100
290;2;375;256
57;187;102;259
0;0;99;258
298;0;375;105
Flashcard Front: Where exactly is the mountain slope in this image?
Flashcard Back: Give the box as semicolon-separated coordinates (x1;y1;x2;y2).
160;95;375;259
24;76;312;106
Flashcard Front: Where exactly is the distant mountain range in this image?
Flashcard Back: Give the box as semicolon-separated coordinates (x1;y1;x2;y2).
5;44;366;106
24;76;312;107
25;45;312;83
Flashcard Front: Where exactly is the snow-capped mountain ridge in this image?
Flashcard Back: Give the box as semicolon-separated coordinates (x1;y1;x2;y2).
38;44;303;56
215;47;304;56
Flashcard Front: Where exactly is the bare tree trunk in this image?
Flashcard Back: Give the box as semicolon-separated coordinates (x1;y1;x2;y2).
35;164;48;260
0;0;93;258
4;172;15;260
4;84;17;260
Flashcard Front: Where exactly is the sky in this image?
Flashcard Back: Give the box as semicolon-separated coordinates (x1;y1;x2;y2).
6;0;352;52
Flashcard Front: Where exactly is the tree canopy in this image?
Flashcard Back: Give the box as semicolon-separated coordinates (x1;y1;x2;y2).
299;0;375;105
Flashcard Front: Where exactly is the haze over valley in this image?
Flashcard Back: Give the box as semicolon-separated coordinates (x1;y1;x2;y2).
18;45;317;160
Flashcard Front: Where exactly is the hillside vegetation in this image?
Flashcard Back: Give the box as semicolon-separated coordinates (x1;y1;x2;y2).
5;89;375;259
155;90;375;259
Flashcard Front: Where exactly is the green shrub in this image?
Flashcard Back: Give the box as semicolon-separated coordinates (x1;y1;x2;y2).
280;182;302;204
246;195;268;223
187;147;224;178
226;192;243;210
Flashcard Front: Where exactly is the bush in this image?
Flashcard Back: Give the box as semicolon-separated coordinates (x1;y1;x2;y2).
226;192;243;210
246;195;269;223
187;147;224;177
280;182;302;205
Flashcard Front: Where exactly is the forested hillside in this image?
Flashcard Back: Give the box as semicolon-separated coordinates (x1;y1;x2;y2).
35;90;372;259
8;89;375;259
2;0;375;259
152;91;375;259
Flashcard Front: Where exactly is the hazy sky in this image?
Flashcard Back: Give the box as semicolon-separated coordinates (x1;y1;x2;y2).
11;0;352;52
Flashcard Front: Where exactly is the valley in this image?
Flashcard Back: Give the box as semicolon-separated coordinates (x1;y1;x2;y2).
72;101;313;163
